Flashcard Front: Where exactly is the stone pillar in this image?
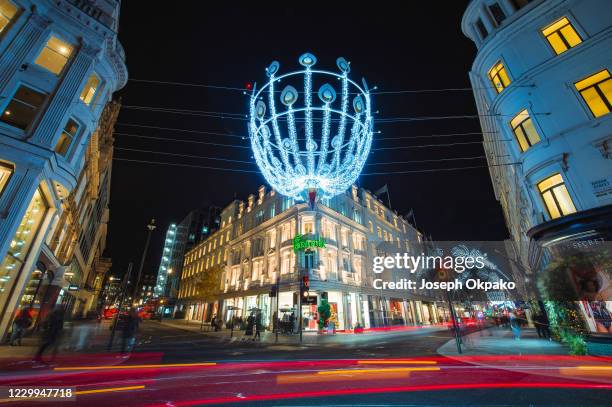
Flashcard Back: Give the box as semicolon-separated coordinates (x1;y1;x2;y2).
414;301;423;325
30;42;98;146
479;5;496;32
0;168;41;259
0;13;50;93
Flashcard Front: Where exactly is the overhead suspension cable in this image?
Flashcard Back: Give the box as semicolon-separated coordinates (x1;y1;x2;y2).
128;78;535;95
114;132;508;150
113;157;519;175
113;132;251;149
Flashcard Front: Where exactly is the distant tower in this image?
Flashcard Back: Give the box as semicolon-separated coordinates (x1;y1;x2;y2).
0;1;127;338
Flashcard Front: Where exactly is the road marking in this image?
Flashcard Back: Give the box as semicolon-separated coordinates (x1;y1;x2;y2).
560;365;612;377
358;360;437;365
75;385;146;395
575;366;612;370
318;367;440;375
54;362;216;371
276;367;440;384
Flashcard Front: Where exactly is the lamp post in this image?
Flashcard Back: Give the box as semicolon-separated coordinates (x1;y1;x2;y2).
133;219;156;299
108;263;133;351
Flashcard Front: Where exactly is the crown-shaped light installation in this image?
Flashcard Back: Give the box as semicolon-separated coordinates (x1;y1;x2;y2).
248;53;374;201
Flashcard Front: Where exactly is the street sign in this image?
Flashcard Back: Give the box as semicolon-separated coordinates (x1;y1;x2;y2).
68;284;79;291
303;296;317;305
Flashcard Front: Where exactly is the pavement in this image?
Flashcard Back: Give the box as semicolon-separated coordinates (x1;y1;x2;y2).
156;318;450;346
438;325;568;357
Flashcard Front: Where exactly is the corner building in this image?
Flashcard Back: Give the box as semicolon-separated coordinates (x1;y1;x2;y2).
0;0;126;338
179;186;447;331
463;0;612;270
463;0;612;348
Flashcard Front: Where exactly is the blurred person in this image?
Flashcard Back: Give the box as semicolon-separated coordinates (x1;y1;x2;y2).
540;312;551;340
591;301;612;334
245;313;254;338
72;317;96;351
509;311;521;340
534;313;544;338
254;311;262;341
10;306;32;346
34;307;65;363
120;308;141;354
290;311;297;334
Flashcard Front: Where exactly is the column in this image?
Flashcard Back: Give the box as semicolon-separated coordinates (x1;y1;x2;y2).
0;169;40;259
500;0;517;14
347;228;354;283
0;13;50;93
414;301;423;325
30;42;98;146
479;5;496;32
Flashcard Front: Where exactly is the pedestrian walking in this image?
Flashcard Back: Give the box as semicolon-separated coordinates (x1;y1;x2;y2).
120;309;141;354
289;312;296;334
534;313;544;338
509;311;521;340
540;312;551;340
254;311;262;341
34;307;65;363
10;306;32;346
245;313;254;338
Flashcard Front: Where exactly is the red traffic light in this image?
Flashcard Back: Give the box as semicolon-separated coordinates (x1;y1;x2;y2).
302;276;310;290
245;82;253;91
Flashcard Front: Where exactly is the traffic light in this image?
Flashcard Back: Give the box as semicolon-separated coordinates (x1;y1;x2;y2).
301;276;310;297
269;285;277;298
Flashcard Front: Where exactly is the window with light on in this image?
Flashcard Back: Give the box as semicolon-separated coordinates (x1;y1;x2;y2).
0;0;18;34
80;73;101;106
0;188;48;305
541;17;582;55
575;69;612;118
488;61;511;94
0;161;13;198
537;174;577;220
55;119;79;156
34;35;73;75
510;109;541;152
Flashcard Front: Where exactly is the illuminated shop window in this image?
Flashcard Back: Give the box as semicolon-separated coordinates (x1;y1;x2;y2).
0;0;18;34
575;70;612;118
55;118;79;156
0;162;13;198
34;35;73;75
0;188;48;303
488;61;511;93
1;85;47;130
510;109;541;152
80;73;101;106
542;17;582;55
537;174;577;219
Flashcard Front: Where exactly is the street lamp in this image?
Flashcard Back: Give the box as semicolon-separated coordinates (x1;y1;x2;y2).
133;219;156;298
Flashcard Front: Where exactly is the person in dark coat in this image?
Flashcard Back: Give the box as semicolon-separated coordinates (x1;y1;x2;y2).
34;307;64;362
245;313;254;337
254;311;262;341
10;307;32;346
121;309;141;354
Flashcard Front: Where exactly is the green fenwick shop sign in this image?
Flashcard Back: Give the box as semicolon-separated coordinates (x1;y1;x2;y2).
293;234;326;253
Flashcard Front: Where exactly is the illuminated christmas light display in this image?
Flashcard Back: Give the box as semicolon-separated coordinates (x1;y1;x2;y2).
248;53;374;201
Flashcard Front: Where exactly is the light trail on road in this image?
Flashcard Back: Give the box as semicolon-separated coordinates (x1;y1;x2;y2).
0;355;610;406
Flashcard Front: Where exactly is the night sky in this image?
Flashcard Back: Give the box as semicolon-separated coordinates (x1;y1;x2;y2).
108;2;509;278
